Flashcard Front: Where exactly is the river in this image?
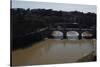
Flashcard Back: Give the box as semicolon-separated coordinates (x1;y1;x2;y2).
12;39;96;66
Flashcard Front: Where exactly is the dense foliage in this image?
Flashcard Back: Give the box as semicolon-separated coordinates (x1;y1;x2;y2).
11;8;96;37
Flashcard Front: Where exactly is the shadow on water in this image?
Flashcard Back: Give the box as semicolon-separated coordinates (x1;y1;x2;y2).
11;33;45;51
11;30;96;51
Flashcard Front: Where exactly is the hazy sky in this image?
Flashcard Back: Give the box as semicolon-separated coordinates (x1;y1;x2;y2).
11;0;96;13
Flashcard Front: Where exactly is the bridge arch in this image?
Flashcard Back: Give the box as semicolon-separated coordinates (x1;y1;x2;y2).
81;31;93;39
66;31;79;40
51;31;63;39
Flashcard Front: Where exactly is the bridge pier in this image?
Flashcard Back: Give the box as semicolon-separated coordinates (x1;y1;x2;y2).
63;31;66;39
79;32;82;40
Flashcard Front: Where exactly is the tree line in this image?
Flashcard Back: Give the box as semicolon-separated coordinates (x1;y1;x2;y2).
11;8;96;38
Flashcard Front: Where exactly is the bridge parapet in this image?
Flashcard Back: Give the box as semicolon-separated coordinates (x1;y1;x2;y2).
49;27;94;31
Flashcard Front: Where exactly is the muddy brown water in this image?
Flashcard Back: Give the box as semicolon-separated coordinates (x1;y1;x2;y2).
12;39;96;66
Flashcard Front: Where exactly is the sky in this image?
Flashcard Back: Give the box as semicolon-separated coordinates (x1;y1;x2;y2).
11;0;96;13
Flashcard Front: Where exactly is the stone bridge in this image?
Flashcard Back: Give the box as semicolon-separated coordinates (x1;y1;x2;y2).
43;23;96;39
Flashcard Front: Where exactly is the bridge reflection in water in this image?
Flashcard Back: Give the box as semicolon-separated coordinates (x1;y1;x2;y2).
12;39;96;66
